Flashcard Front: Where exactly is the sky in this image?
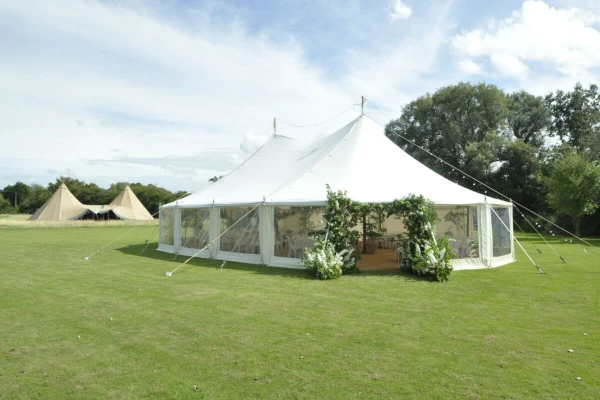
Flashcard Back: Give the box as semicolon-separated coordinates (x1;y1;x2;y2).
1;0;599;192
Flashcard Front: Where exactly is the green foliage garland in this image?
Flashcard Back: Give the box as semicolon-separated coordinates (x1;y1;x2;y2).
323;185;359;274
303;186;453;281
389;195;453;281
301;185;358;279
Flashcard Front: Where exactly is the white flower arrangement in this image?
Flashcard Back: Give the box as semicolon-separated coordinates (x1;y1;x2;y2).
301;239;344;280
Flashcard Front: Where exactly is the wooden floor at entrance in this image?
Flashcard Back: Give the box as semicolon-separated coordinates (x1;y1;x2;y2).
356;248;400;272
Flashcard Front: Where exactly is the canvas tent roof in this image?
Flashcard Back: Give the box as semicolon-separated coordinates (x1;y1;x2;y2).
28;183;92;221
166;115;509;209
99;186;154;220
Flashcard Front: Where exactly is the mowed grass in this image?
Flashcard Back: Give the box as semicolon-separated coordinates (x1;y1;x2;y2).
0;224;598;399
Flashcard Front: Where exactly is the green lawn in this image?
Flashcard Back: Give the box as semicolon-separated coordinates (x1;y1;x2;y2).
0;225;598;399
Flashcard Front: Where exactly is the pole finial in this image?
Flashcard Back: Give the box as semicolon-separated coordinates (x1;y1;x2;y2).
361;96;367;115
273;118;276;134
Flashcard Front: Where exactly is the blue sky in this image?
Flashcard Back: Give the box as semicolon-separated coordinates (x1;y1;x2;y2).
1;0;599;191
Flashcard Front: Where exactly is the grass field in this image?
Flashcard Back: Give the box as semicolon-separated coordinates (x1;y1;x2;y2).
0;222;598;399
0;214;157;229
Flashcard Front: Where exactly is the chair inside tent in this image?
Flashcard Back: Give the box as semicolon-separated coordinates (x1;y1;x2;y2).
158;115;514;270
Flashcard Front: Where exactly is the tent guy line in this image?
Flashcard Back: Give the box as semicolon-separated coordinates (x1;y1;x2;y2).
275;101;360;129
174;209;210;260
511;218;543;255
218;207;261;270
167;202;263;276
491;206;544;274
85;189;191;261
512;203;565;263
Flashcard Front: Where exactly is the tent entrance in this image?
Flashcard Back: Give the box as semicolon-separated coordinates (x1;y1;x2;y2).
356;248;398;272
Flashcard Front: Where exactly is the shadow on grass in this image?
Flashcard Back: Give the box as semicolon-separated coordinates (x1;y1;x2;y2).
115;243;316;280
115;243;431;281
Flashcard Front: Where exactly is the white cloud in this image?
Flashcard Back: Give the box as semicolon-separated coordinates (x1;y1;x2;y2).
0;0;459;191
457;59;484;75
490;53;530;80
0;0;355;190
390;0;412;21
451;0;600;81
240;131;271;154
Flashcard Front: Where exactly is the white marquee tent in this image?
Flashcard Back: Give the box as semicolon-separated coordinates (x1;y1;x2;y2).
158;115;515;270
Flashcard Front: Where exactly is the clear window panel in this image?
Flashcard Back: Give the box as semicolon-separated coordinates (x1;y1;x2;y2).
274;206;326;258
492;207;512;257
220;207;260;254
159;208;174;246
181;208;210;249
435;206;480;259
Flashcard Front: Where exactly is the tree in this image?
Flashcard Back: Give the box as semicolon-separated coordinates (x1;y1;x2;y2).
129;183;178;216
385;82;508;182
0;195;13;213
545;149;600;235
506;91;550;147
545;83;600;158
17;184;51;214
490;138;548;211
2;181;30;208
385;83;550;211
208;175;224;183
47;177;106;205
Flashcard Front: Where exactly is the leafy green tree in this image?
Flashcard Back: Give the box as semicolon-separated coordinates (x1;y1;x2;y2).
463;132;508;182
0;195;13;213
17;184;51;214
47;177;106;205
545;149;600;235
47;177;86;194
545;83;600;158
491;139;548;211
2;181;30;208
385;82;508;182
385;83;550;212
506;91;550;147
129;183;177;216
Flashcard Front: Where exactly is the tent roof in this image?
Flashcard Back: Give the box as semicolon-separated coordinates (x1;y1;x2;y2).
28;183;91;221
100;186;154;220
167;115;510;208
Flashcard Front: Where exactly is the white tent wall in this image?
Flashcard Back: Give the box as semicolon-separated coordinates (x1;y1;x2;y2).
209;207;220;258
157;203;514;271
173;208;181;250
158;208;175;253
259;206;275;266
490;206;515;268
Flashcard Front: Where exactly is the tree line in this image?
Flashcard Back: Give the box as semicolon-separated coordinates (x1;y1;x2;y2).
0;177;188;217
386;82;600;236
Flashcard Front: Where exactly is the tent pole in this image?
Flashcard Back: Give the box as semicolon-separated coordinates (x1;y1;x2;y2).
361;96;366;115
273;118;276;134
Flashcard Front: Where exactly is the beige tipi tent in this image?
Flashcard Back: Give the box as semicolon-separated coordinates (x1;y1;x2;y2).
28;183;92;221
100;186;153;220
